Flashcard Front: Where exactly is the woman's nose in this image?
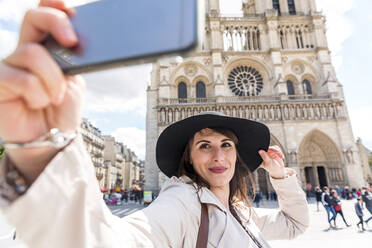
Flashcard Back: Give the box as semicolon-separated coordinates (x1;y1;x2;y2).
212;147;225;162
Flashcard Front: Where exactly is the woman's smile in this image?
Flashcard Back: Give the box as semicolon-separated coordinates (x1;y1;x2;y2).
209;166;228;174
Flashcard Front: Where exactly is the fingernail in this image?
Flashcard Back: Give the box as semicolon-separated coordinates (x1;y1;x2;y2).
64;28;78;42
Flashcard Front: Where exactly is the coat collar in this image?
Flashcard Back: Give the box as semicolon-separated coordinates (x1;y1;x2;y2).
178;175;228;213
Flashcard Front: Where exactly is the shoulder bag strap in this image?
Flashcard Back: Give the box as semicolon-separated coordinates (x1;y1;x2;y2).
196;203;209;248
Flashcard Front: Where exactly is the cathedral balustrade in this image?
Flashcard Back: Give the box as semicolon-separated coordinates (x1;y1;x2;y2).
222;24;262;52
157;96;346;126
219;14;265;20
277;23;315;50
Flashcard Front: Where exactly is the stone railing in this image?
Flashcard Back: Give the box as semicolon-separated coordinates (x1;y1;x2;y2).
157;95;346;126
158;94;332;105
221;24;262;52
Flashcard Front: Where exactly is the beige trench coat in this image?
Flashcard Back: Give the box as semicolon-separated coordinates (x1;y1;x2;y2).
0;136;309;248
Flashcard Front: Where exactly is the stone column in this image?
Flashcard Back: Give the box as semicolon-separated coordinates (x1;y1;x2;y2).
279;0;289;14
309;0;317;13
145;87;161;193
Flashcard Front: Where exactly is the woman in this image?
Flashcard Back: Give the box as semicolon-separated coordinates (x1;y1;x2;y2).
330;190;350;227
0;1;309;247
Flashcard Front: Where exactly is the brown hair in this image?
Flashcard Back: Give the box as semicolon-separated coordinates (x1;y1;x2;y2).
177;128;256;208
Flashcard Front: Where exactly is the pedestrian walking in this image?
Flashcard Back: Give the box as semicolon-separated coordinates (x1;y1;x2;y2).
321;186;336;228
315;186;322;211
254;191;262;208
361;186;372;225
330;190;350;227
0;1;309;247
355;197;366;231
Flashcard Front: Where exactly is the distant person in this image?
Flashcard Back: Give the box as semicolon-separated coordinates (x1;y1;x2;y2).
305;183;312;201
344;187;350;200
321;186;336;228
254;191;262;208
315;186;322;211
355;197;366;231
361;186;372;225
330;190;350;227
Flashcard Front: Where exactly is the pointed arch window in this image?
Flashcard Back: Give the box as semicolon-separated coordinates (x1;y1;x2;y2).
287;80;295;95
288;0;296;15
178;82;187;103
302;79;312;95
272;0;280;15
196;81;206;98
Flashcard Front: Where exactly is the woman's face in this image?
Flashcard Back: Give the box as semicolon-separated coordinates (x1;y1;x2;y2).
189;128;237;188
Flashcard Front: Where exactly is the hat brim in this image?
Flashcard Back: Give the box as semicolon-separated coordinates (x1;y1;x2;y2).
156;114;270;178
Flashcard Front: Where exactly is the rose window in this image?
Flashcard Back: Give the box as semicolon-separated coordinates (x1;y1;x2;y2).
227;66;263;96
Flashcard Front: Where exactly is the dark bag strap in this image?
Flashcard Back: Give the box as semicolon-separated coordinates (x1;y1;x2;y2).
196;203;209;248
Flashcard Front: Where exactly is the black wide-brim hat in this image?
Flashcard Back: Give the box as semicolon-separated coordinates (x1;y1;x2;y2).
156;111;270;178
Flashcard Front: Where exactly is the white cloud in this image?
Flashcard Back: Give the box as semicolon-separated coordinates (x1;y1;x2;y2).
0;0;37;23
0;0;37;60
82;64;151;116
315;0;355;72
0;0;100;60
0;29;18;59
220;0;242;14
112;127;146;160
349;107;372;150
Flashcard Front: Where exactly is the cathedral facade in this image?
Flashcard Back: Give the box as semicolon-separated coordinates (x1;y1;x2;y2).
145;0;369;195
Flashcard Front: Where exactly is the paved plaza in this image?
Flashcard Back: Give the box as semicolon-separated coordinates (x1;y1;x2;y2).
1;199;371;247
268;198;372;247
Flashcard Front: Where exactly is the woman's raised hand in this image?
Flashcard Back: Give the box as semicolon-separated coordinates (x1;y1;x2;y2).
258;146;295;179
0;0;85;183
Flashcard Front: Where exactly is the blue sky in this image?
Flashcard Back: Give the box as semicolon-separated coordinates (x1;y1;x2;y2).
0;0;371;159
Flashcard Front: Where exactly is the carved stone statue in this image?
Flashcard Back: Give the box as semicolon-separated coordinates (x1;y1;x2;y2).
343;148;354;164
242;0;256;16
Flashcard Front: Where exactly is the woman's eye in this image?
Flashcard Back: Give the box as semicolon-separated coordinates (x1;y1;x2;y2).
222;142;232;148
200;143;210;149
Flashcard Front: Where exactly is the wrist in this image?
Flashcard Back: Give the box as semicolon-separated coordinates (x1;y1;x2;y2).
2;128;77;184
270;168;295;179
7;146;59;184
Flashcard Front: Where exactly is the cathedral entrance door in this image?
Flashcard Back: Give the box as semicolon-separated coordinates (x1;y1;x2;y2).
317;166;328;187
304;166;316;187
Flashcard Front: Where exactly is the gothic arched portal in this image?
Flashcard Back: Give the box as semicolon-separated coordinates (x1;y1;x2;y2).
298;130;344;188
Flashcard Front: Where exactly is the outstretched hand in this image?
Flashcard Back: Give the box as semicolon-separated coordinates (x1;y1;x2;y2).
0;0;85;183
258;146;295;179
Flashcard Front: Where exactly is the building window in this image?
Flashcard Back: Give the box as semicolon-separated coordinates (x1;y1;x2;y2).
228;66;263;96
287;80;295;95
272;0;280;15
178;82;187;103
302;80;312;95
288;0;296;15
196;81;206;98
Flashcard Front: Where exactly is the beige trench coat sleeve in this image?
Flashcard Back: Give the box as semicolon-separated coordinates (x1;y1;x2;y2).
0;136;194;248
251;175;309;240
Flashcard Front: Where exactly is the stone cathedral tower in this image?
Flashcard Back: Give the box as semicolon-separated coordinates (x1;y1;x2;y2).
145;0;367;195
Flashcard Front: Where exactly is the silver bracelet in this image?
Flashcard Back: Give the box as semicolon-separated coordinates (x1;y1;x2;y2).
1;128;77;150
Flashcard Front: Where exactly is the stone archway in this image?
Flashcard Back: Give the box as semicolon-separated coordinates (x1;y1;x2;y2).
298;130;344;187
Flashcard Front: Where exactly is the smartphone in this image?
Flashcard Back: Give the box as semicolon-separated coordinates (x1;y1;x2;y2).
43;0;202;75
